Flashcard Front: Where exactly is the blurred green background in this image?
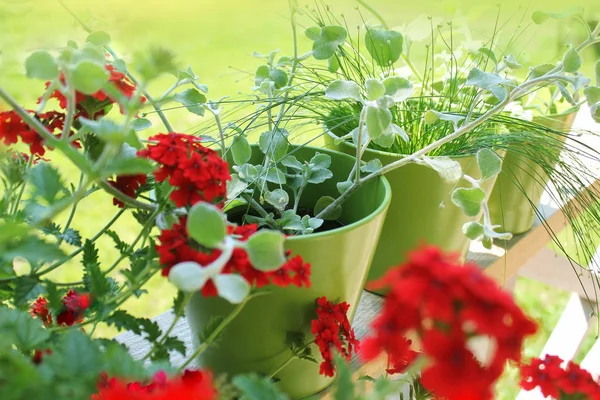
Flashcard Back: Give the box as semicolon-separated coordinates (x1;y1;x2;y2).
2;0;600;398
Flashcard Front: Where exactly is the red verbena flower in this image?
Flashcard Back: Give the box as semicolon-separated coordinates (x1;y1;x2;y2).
155;217;311;295
360;246;538;400
108;174;147;208
32;348;52;365
30;289;92;327
0;110;77;156
93;369;217;400
521;355;600;399
138;133;230;207
311;296;359;377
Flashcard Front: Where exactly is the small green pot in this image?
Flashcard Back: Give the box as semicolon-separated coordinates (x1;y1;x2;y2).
323;132;497;293
487;112;576;234
184;145;391;399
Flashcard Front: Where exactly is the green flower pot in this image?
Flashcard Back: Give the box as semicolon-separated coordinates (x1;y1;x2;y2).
184;145;391;399
323;132;497;294
487;112;576;234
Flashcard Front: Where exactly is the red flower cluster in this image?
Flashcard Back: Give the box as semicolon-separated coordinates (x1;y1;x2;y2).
30;290;92;327
361;246;538;400
93;369;216;400
311;297;359;377
521;355;600;399
138;133;230;207
32;348;52;365
0;110;73;156
156;217;311;296
13;151;49;165
47;65;142;119
108;174;147;208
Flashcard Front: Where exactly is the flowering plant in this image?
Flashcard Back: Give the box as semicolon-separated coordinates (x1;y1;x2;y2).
0;1;599;400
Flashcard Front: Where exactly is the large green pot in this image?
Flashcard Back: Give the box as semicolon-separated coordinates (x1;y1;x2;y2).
184;145;391;399
323;132;497;293
487;112;576;234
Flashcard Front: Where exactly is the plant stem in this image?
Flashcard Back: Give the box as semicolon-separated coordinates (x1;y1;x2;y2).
10;156;34;215
242;194;278;229
57;172;85;246
177;293;262;371
268;355;297;379
210;108;226;155
401;54;424;83
99;180;157;211
355;107;367;183
61;84;76;142
293;182;307;213
356;0;389;29
274;0;299;128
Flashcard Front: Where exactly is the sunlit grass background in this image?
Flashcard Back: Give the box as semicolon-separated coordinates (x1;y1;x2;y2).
2;0;600;398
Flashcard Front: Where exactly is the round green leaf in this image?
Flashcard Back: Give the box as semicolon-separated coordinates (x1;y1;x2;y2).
382;76;413;102
173;88;207;116
231;135;252;166
365;29;403;66
562;45;581;73
270;68;288;89
312;25;347;60
307;169;333;184
169;261;209;292
462;221;484;240
246;230;286;271
477;149;502;181
25;51;59;80
258;129;289;161
451;187;486;217
264;189;289;211
314;196;342;221
254;65;270;87
214;274;250;304
365;79;386;101
365;105;392;139
325;80;362;101
187;202;227;248
72;60;109;95
86;31;111;46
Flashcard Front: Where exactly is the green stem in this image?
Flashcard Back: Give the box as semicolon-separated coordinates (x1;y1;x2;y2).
61;84;76;142
99;180;157;211
293;182;307;213
268;355;297;379
211;109;226;155
401;53;423;82
57;172;85;246
356;0;389;29
242;194;278;229
10;156;34;215
177;293;261;372
355;107;367;183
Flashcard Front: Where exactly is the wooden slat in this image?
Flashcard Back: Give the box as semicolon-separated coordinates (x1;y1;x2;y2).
580;337;600;377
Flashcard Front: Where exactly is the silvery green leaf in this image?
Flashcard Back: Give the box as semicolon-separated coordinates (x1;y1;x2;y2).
169;261;209;292
325;80;362;101
235;164;259;182
360;159;383;173
173;88;207;116
264;189;289;211
351;126;369;146
187;202;227;248
214;274;250;304
281;155;303;170
390;124;409;142
304;215;324;231
365;78;386;101
259;129;289;160
477;148;502;181
266;168;286;184
277;56;293;66
309;153;331;170
365;29;403;66
231;135;252;166
372;130;395;148
473;47;497;67
555;82;576;106
416;156;462;183
130;118;152;132
451;187;486;217
424;110;439;125
591;103;600;124
426;111;465;130
562;74;590;91
307;169;333;184
254;65;270;87
226;175;247;199
529;63;555;80
532;8;583;25
462;221;484;240
562;45;581;73
503;54;522;69
483;225;513;241
382;76;413;102
337;180;353;194
466;68;511;100
595;60;600;86
314;196;342;221
246;230;286;271
311;25;348;60
584;86;600;105
376;95;395;109
328;56;340;73
279;209;301;228
25;51;59;80
366;105;392;139
305;27;321;41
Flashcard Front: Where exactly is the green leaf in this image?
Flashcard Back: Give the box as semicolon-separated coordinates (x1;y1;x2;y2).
13;277;44;307
416;156;462;183
25;51;58;80
473;47;497;67
503;54;522;70
463;221;484;240
311;25;347;60
325;80;362;101
101;341;146;378
265;189;289;211
233;374;289;400
266;168;286;184
281;155;303;170
254;65;271;87
337;180;352;194
106;310;151;335
314;196;342;221
246;230;286;271
72;60;110;95
82;239;111;298
307;168;333;184
134;46;178;81
529;63;555;80
451;187;486;217
382;76;413;102
258;129;289;161
214;274;250;304
532;8;583;24
28;163;65;204
0;308;50;351
86;31;111;46
466;68;511;100
365;79;386;101
425;110;465;129
198;315;226;344
187;202;226;248
231;135;252;166
163;335;186;357
173;88;207;116
477;148;502;181
305;27;321;41
270;68;288;89
235;164;259;183
309;153;331;170
360;158;383;173
50;330;101;378
595;60;600;86
584;86;600;105
562;45;581;73
328;56;340;73
365;28;403;66
366;105;392;139
130;118;152;132
105;230;131;255
40;223;82;246
104;157;154;177
332;355;355;400
1;235;66;265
